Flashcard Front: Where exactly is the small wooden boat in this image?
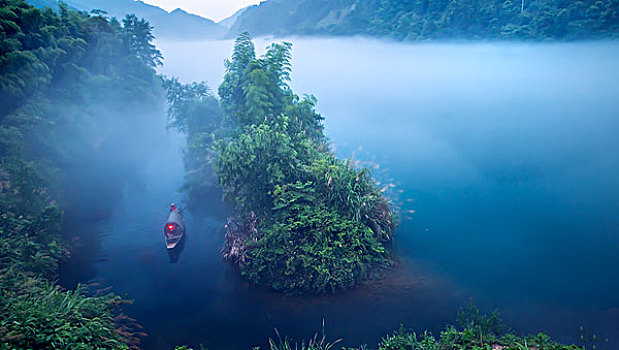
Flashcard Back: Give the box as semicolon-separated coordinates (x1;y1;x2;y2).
164;203;185;249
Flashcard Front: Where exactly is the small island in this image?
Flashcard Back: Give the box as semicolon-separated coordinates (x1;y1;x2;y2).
166;33;397;294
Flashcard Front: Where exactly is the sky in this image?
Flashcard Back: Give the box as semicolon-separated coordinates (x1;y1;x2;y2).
140;0;263;22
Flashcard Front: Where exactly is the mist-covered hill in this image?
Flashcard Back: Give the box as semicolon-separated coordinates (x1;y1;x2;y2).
27;0;226;39
218;7;249;29
228;0;619;40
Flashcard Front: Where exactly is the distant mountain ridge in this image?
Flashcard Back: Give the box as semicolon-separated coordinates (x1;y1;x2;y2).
227;0;619;40
227;0;359;38
27;0;226;39
28;0;619;41
218;7;249;29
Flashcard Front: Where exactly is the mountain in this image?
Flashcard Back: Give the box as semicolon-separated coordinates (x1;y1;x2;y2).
27;0;226;39
152;7;226;39
227;0;619;40
227;0;357;37
218;7;249;29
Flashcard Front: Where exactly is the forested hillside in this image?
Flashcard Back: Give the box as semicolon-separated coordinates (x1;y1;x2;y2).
0;0;162;347
229;0;619;40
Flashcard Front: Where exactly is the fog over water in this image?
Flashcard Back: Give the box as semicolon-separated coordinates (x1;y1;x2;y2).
72;38;619;349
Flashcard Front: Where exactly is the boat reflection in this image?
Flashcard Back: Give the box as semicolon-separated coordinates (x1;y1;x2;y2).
167;232;187;263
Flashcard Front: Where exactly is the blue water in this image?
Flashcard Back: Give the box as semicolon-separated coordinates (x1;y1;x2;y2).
64;39;619;349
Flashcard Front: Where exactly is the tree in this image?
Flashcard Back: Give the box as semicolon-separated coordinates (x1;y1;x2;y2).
163;77;211;133
219;32;256;124
167;34;397;294
215;120;301;215
1;2;163;346
121;14;162;68
213;36;396;294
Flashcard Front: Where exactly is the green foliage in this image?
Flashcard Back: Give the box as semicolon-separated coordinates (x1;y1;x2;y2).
375;306;585;350
219;37;292;127
163;77;212;133
215;120;304;215
431;302;586;350
454;299;505;344
162;76;223;194
121;14;162;68
267;327;342;350
0;1;162;349
214;34;396;294
305;155;397;241
0;158;50;216
166;33;397;294
243;183;390;293
0;207;67;276
355;0;619;40
379;326;439;350
437;299;505;349
267;336;341;350
218;32;257;125
0;0;163;215
251;306;585;350
0;271;130;349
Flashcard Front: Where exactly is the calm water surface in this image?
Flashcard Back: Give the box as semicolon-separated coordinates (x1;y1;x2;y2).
63;39;619;349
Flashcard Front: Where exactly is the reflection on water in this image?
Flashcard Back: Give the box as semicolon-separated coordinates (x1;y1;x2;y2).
167;233;188;263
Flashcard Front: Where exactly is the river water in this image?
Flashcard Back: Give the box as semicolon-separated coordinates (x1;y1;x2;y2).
62;38;619;349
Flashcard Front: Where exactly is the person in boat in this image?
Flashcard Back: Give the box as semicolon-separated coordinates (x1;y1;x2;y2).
165;203;176;239
166;203;183;237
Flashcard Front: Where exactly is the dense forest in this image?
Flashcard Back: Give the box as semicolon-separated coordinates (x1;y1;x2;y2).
229;0;619;40
0;0;161;347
